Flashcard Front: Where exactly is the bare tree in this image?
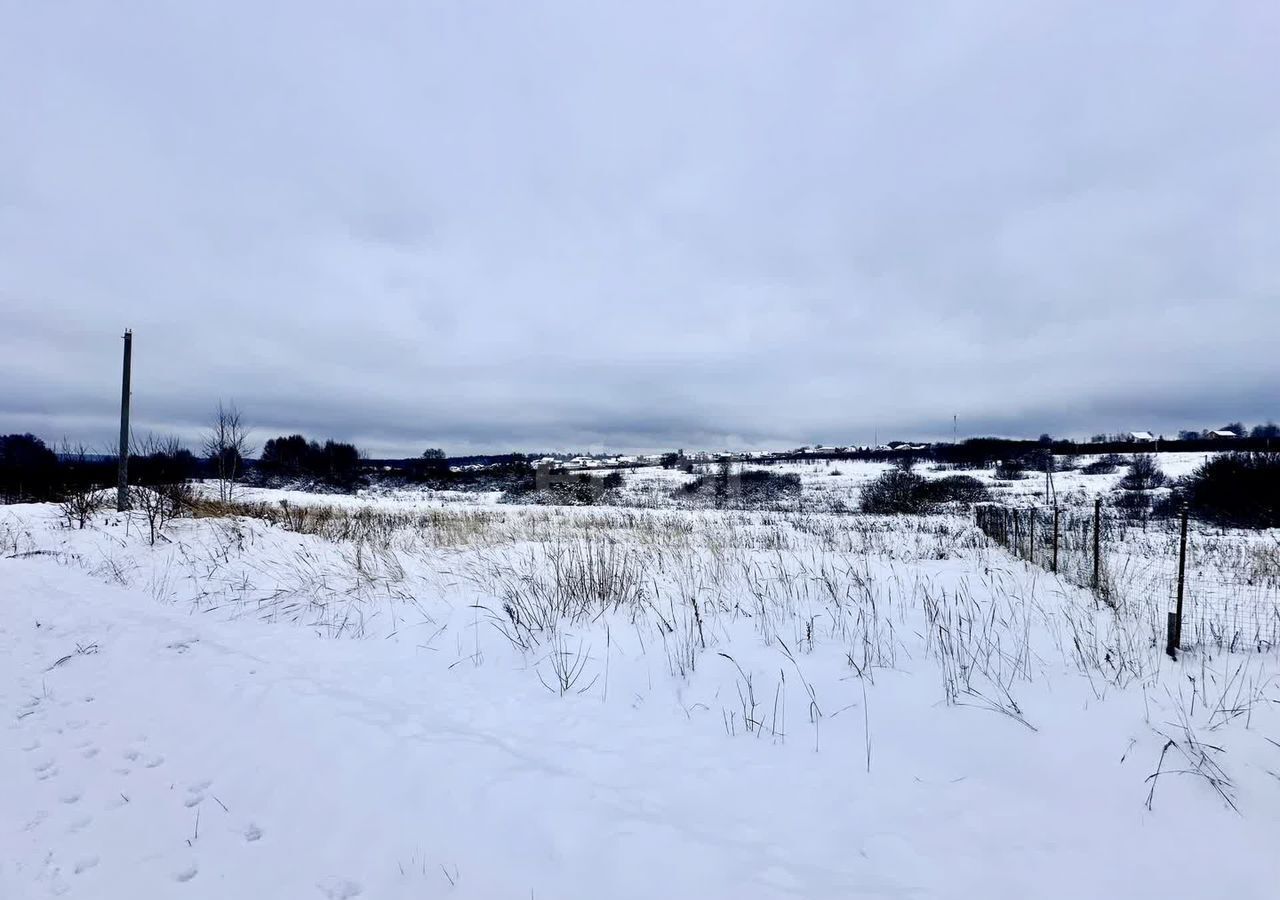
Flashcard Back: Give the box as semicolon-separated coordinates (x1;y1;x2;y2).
203;401;253;502
56;440;108;529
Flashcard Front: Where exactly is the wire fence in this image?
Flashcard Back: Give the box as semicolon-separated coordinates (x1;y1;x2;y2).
975;502;1280;654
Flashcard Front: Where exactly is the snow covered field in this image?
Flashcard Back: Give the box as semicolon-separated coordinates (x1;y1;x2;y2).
3;474;1279;898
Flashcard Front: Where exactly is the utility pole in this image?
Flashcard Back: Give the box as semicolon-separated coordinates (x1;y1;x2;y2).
117;329;132;512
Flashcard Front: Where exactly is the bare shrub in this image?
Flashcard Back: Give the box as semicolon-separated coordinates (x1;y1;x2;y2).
1081;458;1117;475
676;468;800;509
59;486;108;529
863;472;989;514
1119;454;1166;491
860;470;926;514
917;475;991;506
56;440;110;528
993;459;1026;481
133;480;195;545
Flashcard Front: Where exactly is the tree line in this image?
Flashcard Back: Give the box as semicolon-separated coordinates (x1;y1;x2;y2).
0;402;375;505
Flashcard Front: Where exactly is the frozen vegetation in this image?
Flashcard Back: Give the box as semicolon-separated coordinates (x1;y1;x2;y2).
2;458;1278;898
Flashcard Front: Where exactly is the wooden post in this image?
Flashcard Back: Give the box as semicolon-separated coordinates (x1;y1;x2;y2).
1092;497;1102;591
1052;506;1060;574
116;329;132;512
1028;508;1036;565
1171;504;1189;655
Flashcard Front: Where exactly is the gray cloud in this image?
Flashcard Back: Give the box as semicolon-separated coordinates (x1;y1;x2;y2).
3;1;1278;456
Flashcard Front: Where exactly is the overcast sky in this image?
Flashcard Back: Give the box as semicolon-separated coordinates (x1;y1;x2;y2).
2;2;1277;456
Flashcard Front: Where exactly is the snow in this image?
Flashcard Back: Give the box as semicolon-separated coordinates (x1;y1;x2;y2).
3;493;1279;898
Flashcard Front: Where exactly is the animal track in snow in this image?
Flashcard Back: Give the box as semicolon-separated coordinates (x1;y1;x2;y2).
59;791;81;805
244;824;263;842
68;815;93;832
143;755;165;768
73;856;99;875
184;794;204;808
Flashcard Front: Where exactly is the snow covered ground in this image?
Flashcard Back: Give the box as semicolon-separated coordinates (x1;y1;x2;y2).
3;484;1279;898
223;452;1220;515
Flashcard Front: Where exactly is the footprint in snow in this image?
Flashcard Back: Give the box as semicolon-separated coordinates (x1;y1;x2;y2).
59;791;81;805
82;746;100;759
188;779;212;792
144;755;164;768
317;878;363;899
244;824;263;842
68;815;93;833
37;767;60;781
34;759;55;773
174;865;198;883
184;794;204;808
123;750;141;762
74;856;99;875
22;739;41;752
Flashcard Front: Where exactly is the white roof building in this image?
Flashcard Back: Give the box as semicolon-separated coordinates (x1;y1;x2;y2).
1130;431;1155;442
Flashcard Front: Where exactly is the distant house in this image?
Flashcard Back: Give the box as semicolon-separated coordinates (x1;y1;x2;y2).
1208;430;1239;440
1129;431;1155;442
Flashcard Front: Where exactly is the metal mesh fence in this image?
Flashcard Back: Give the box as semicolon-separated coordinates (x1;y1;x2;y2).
975;503;1280;653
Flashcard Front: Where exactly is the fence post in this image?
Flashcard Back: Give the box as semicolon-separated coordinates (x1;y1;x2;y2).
1013;510;1021;558
1028;508;1035;565
1092;498;1102;591
1168;504;1189;658
1052;506;1059;574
